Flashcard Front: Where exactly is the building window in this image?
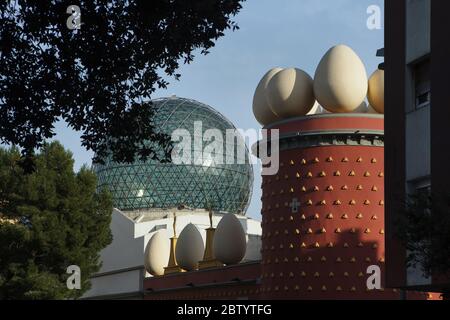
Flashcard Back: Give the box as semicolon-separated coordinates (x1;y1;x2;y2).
414;59;430;110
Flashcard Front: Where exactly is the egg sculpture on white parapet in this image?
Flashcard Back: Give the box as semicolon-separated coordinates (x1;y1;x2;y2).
175;223;205;271
314;45;368;113
252;68;283;126
144;230;170;276
367;69;384;114
266;68;316;118
213;213;247;265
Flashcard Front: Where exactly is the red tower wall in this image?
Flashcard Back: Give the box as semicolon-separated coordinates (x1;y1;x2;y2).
259;115;424;299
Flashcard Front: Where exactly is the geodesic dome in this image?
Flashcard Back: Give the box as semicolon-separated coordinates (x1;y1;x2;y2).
94;97;253;214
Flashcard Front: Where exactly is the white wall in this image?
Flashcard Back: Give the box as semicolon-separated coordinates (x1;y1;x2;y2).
84;269;143;299
97;209;145;274
406;0;430;63
404;0;432;287
405;106;431;181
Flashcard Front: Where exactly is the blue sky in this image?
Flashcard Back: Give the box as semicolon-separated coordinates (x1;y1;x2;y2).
54;0;384;220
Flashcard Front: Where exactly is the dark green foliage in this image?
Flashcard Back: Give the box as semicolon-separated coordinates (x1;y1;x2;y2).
0;142;113;299
0;0;244;169
396;191;450;279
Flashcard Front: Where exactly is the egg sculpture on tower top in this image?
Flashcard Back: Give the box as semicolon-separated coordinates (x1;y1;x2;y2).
252;44;384;125
314;44;369;113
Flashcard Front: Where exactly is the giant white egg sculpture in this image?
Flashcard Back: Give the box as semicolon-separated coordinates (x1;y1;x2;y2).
252;68;283;125
368;69;384;114
266;68;316;118
213;213;246;265
175;223;205;271
314;45;368;113
144;230;170;276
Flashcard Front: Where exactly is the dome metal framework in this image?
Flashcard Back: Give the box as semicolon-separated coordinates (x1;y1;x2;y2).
94;97;253;214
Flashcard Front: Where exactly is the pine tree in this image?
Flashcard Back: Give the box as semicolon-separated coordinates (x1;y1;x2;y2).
0;142;112;299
